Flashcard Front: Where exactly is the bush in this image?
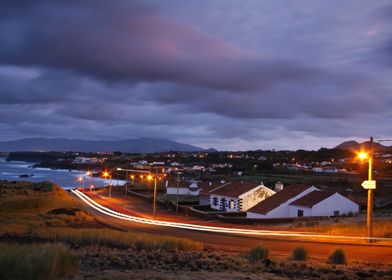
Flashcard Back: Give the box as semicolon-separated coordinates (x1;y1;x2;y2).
248;244;269;261
292;246;308;261
0;243;75;280
328;248;347;264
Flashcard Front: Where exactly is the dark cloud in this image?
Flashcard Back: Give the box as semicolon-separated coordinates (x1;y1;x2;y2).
0;0;391;150
0;0;321;92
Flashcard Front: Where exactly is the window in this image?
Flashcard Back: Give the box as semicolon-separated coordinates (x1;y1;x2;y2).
333;210;340;216
212;197;218;206
229;200;235;209
221;198;226;211
297;210;304;217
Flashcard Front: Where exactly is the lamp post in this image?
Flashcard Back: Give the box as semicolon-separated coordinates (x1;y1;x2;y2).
86;171;93;192
78;177;84;190
358;137;392;242
103;171;112;198
175;171;183;212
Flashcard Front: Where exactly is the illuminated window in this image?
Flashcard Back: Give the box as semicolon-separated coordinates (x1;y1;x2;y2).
229;200;235;209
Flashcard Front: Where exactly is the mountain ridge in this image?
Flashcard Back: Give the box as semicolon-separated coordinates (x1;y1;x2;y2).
0;137;212;153
334;140;391;151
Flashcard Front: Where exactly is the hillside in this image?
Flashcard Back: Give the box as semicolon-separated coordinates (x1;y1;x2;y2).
0;138;208;153
334;140;391;151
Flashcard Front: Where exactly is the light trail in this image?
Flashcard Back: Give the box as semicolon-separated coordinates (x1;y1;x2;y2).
72;189;392;243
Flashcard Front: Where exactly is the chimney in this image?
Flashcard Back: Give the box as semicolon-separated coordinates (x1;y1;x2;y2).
275;181;284;192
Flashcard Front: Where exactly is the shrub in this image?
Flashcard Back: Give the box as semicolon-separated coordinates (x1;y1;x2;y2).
0;243;75;280
248;244;269;261
292;246;308;261
328;248;347;264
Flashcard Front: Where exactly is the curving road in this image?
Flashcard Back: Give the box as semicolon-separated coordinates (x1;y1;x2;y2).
72;189;392;264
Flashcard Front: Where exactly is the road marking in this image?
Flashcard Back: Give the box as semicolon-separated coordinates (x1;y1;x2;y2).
72;189;392;243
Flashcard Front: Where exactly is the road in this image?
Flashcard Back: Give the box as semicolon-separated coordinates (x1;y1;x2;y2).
72;189;392;264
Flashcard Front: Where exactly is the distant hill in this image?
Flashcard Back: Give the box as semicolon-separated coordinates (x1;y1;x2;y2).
0;138;211;153
334;140;390;151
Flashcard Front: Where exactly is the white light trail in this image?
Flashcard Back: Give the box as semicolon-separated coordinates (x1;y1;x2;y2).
72;189;392;243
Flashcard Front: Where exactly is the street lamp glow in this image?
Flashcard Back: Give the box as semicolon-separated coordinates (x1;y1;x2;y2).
130;175;135;179
147;175;153;181
103;171;109;177
116;168;122;171
358;152;369;160
86;171;91;176
78;177;83;181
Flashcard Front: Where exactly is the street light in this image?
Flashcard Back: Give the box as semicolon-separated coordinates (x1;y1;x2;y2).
357;137;392;242
78;177;85;190
147;174;158;218
86;171;93;192
102;171;112;198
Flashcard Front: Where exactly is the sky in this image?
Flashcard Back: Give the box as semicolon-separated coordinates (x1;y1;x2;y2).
0;0;392;151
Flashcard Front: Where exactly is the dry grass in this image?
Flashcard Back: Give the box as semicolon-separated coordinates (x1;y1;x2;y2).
0;243;75;280
292;219;392;238
32;227;204;252
0;181;94;235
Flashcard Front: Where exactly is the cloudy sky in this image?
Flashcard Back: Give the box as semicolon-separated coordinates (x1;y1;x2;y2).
1;0;392;150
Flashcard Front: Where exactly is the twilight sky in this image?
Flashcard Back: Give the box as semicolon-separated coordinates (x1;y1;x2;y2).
1;0;392;150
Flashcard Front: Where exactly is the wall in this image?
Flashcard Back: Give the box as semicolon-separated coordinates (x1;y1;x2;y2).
166;187;190;195
288;193;359;217
247;186;319;219
209;194;239;212
311;193;359;216
199;194;210;206
240;186;275;211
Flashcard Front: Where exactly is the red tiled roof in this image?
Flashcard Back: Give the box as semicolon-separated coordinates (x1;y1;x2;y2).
247;184;312;214
199;182;221;195
210;181;261;198
290;191;335;207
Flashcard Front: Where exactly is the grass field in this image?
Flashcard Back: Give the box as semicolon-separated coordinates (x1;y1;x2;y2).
0;243;75;280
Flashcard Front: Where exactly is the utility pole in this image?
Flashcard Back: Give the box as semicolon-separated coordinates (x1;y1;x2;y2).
176;171;180;212
367;136;374;243
153;176;157;218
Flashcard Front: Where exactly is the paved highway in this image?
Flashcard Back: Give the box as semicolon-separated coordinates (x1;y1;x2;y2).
72;189;392;263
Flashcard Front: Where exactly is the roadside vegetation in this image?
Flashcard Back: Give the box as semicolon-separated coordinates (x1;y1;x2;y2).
0;243;75;280
290;218;392;238
292;246;308;261
328;248;347;265
33;227;203;252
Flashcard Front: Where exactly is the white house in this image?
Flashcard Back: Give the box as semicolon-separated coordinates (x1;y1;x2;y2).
288;191;359;217
247;184;359;219
165;180;200;196
247;184;318;218
209;182;275;212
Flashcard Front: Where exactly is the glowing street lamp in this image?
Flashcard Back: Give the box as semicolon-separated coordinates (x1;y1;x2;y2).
357;138;374;243
147;174;158;218
78;177;85;190
102;171;112;198
86;171;93;192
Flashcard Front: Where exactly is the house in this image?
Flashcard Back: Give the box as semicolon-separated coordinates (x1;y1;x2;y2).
288;191;359;217
209;182;275;212
247;184;359;218
198;182;221;206
247;184;319;218
165;180;199;196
